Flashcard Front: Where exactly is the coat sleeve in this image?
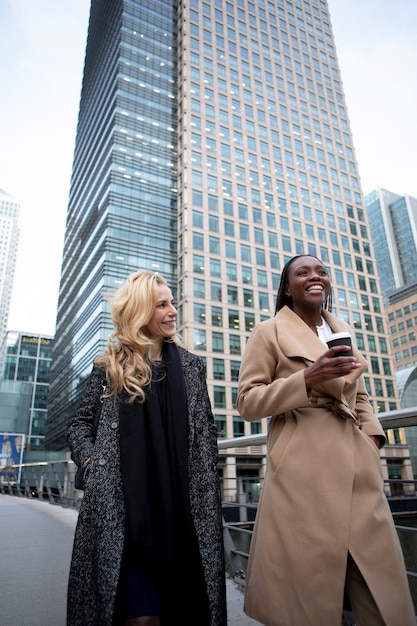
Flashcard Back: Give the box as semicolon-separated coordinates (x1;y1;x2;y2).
237;324;309;421
66;365;106;467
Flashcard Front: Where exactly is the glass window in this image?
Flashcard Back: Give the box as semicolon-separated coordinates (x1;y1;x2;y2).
193;254;205;274
208;195;218;211
213;386;226;408
215;415;227;438
212;332;224;352
193;232;204;251
241;244;251;262
209;236;220;254
256;248;266;265
193;278;205;299
226;240;236;258
213;359;225;380
240;224;250;240
211;282;222;301
194;328;206;350
259;292;269;311
257;269;268;288
226;262;237;281
233;415;245;437
36;360;51;383
229;309;240;329
194;303;206;324
16;355;36;382
210;258;221;277
227;285;238;305
254;227;264;245
33;385;48;409
209;214;219;232
230;361;240;382
230;335;241;355
242;266;252;284
244;289;254;307
211;306;222;326
193;210;204;228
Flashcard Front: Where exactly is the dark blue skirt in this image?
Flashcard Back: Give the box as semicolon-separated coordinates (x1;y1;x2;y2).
118;562;161;619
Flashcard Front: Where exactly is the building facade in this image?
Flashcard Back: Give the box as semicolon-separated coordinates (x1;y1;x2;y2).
0;190;20;346
386;284;417;371
365;188;417;307
365;188;417;475
0;331;53;452
46;0;402;496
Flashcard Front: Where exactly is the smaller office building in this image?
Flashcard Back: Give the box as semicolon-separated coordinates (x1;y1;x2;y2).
0;331;53;456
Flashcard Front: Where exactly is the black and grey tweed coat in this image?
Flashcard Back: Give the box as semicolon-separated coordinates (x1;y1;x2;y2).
66;348;227;625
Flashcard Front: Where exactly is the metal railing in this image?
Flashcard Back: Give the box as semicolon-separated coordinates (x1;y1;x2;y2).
1;457;417;572
1;448;417;613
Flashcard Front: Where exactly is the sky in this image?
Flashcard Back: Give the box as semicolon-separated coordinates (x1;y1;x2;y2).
0;0;416;337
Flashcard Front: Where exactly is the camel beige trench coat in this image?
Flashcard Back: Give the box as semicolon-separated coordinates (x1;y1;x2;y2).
237;306;415;626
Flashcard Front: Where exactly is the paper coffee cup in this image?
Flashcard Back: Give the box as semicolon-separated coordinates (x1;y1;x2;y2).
327;332;353;357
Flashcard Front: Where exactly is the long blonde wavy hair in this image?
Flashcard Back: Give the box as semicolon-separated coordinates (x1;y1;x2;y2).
95;269;181;403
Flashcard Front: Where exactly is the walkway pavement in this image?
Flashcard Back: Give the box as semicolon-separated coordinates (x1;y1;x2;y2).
0;495;261;625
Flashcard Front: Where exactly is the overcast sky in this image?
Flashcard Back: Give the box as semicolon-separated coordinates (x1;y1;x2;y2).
1;0;416;336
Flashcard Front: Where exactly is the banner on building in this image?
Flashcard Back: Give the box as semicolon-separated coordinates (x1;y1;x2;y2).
0;433;25;483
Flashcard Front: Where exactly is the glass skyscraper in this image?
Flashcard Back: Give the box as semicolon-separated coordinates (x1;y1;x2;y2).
365;188;417;372
46;0;399;455
365;188;417;306
0;189;20;346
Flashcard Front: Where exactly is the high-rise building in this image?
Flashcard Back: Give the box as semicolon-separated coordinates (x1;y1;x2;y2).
365;187;417;475
46;0;400;468
365;188;417;372
0;190;20;345
365;188;417;307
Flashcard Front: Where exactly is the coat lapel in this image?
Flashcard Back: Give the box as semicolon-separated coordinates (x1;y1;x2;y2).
276;306;368;384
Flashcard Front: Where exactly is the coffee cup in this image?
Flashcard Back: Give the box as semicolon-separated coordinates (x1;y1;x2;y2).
327;332;353;357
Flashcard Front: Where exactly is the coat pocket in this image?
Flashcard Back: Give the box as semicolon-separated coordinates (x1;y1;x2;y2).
268;418;297;473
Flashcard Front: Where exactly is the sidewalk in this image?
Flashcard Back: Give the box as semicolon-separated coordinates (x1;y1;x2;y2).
0;495;261;625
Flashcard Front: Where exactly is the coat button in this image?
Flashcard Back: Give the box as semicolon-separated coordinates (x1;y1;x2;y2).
98;458;106;466
111;421;118;429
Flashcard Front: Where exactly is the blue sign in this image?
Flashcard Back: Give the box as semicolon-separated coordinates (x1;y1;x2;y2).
0;433;25;482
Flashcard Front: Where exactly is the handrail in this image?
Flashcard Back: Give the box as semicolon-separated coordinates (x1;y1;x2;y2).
1;456;417;612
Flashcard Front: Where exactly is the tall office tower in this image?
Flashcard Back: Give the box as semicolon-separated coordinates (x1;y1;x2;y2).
365;188;417;372
365;188;417;306
0;190;20;346
46;0;399;457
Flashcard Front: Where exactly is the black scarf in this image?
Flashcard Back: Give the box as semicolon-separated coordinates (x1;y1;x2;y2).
118;341;210;624
119;341;192;564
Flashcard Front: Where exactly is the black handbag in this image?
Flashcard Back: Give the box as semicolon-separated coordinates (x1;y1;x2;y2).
74;388;104;490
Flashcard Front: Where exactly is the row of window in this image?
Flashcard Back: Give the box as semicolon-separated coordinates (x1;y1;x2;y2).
188;189;366;229
214;414;262;439
188;164;360;210
391;321;417;335
394;346;417;363
191;209;368;254
185;231;375;283
389;300;417;321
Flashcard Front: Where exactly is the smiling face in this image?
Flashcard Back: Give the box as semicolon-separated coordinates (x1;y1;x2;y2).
285;255;331;315
145;284;178;341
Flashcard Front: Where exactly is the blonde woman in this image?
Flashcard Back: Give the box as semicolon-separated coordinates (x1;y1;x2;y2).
67;270;226;626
